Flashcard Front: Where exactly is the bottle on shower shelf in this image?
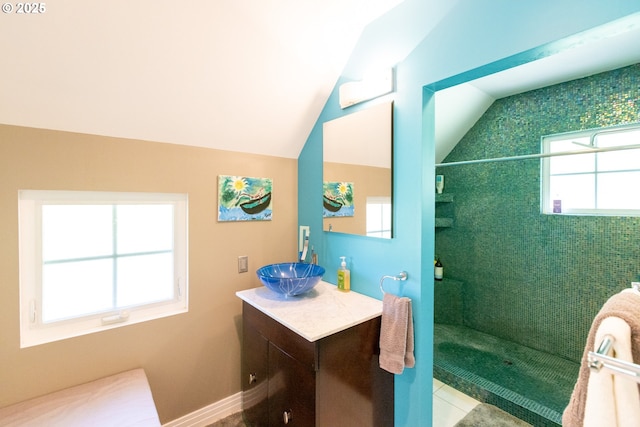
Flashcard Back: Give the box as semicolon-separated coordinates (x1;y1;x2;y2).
436;175;445;194
435;257;443;281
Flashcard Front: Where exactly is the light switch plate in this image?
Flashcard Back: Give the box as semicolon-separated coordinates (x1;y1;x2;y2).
238;256;248;273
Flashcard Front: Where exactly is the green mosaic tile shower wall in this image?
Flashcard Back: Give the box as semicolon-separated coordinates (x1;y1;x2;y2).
435;64;640;363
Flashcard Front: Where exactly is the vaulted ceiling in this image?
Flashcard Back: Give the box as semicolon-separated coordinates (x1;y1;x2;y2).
0;0;402;158
435;22;640;162
2;2;640;162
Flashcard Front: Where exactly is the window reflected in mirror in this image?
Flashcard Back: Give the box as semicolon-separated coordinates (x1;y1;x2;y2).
323;101;393;238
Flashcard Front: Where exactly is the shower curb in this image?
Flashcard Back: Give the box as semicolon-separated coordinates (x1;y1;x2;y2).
434;362;561;427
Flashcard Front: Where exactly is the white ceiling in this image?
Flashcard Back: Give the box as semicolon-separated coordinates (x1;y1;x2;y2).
0;0;402;158
1;2;639;162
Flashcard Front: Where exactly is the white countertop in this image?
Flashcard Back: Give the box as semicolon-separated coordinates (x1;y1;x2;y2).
236;281;383;342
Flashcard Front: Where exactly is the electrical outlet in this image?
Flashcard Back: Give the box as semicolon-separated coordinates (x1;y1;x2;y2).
238;256;248;273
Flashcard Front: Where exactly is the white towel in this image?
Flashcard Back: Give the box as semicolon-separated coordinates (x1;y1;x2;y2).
379;293;415;374
584;316;640;427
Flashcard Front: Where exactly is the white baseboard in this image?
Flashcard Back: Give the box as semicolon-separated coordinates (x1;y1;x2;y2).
163;392;242;427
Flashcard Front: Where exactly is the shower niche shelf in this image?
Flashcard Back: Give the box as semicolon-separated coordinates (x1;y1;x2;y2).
435;193;454;228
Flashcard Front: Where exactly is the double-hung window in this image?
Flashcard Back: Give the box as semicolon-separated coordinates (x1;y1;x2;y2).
18;190;188;348
541;124;640;216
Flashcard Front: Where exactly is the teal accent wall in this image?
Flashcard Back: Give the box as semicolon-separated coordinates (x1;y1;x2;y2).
298;3;640;425
436;64;640;364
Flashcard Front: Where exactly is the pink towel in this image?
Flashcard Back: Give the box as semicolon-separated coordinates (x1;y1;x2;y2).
563;289;640;427
379;293;415;374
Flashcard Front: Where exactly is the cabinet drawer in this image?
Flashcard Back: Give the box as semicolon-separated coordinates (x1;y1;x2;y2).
243;302;318;371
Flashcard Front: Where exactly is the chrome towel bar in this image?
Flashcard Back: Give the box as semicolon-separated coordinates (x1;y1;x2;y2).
588;334;640;384
587;284;640;383
380;271;408;295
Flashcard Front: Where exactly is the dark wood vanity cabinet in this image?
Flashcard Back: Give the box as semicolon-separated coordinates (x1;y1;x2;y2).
241;301;394;427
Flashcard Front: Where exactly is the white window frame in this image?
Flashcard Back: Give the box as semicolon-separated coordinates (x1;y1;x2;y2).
366;196;392;238
18;190;189;348
541;123;640;216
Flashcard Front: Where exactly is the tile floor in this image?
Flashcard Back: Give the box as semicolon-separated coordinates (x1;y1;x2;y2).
432;378;480;427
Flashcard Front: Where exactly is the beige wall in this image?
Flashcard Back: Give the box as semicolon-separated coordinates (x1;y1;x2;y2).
323;162;391;235
0;125;298;422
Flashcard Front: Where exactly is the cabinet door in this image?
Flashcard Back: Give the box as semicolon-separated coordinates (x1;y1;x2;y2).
316;317;394;427
242;322;269;427
268;342;315;426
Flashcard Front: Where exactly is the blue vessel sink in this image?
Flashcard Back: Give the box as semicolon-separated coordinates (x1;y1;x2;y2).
256;263;325;297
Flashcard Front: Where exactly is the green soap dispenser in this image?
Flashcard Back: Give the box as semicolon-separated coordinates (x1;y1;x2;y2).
337;256;350;292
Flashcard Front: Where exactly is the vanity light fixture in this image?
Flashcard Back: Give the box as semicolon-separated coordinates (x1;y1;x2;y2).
339;68;393;109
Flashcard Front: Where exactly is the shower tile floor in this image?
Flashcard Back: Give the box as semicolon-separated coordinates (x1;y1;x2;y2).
433;323;580;426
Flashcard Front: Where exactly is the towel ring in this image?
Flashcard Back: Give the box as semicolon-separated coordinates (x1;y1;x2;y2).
380;271;408;295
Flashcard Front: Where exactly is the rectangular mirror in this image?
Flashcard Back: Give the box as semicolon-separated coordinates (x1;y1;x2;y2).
323;101;393;238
